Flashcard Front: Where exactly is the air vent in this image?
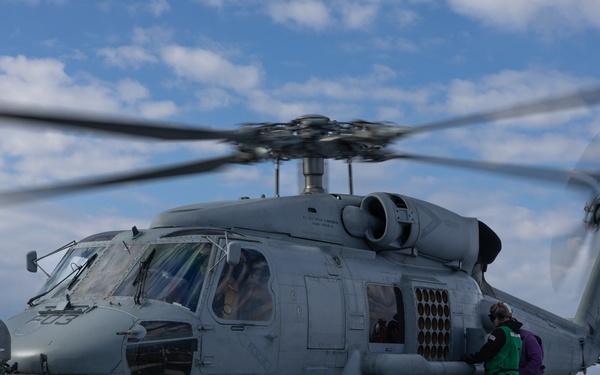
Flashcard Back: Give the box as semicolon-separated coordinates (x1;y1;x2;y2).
415;287;451;361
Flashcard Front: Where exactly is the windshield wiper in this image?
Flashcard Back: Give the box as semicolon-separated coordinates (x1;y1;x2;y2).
67;253;98;290
28;271;75;306
134;248;156;305
26;254;97;306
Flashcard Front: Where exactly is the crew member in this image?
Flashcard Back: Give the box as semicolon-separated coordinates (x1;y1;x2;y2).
464;302;522;375
519;328;544;375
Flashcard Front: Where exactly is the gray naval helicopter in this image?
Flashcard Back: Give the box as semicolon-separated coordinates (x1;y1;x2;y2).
2;88;600;375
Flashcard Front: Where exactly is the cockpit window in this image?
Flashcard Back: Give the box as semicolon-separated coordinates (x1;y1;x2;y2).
70;242;146;299
212;248;272;322
34;245;104;302
114;242;210;311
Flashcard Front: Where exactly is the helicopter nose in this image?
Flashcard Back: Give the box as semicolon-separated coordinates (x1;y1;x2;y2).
7;306;134;374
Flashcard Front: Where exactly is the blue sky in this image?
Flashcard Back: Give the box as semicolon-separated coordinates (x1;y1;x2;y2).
1;0;600;357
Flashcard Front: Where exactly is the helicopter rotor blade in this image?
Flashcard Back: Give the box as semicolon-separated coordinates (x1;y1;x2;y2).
0;105;245;141
551;219;600;293
382;152;600;191
0;153;250;205
550;223;588;291
402;85;600;137
547;131;600;289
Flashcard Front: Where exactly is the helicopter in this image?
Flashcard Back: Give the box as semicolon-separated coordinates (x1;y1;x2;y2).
1;87;600;375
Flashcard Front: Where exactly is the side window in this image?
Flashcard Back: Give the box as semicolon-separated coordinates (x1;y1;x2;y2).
367;284;405;344
212;248;272;322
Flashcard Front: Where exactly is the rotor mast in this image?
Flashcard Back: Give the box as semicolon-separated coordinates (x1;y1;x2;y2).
302;157;325;194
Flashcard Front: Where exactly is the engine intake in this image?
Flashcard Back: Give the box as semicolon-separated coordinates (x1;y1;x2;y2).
342;192;495;265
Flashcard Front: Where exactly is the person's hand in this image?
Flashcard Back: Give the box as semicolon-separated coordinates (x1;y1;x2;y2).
460;354;475;365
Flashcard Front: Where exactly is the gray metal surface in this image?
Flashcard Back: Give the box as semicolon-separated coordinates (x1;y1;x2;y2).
1;191;599;374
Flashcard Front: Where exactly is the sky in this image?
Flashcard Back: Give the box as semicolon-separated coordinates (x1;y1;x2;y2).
1;0;600;368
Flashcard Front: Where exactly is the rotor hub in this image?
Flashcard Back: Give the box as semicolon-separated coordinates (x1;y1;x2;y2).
294;114;331;127
236;114;399;162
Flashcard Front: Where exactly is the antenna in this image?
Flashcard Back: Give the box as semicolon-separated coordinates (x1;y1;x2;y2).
348;158;354;195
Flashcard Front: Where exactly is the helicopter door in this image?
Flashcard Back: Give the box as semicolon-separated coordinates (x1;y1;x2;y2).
305;276;345;349
200;247;278;374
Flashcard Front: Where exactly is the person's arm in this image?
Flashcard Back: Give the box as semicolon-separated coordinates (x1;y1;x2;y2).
468;327;507;364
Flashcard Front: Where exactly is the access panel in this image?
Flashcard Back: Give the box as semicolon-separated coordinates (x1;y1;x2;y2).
305;277;345;349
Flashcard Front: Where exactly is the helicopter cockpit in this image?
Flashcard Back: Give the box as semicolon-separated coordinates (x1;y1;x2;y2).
8;226;280;374
28;229;219;312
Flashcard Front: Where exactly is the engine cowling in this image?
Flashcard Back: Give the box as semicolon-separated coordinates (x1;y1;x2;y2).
342;192;500;265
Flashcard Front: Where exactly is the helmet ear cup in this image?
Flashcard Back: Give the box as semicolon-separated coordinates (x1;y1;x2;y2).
495;306;506;319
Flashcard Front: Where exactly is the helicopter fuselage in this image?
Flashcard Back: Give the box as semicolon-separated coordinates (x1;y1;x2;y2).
1;192;597;375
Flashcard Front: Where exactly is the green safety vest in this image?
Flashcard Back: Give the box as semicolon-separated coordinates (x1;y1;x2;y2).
484;325;522;375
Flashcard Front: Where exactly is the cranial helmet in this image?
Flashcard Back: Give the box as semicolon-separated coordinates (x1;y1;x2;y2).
488;301;512;322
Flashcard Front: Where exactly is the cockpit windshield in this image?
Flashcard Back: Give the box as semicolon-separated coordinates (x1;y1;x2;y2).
37;238;212;312
113;243;210;311
33;245;104;303
70;242;146;300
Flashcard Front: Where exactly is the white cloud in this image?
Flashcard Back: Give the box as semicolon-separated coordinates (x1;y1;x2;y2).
97;45;158;69
0;55;69;87
147;0;171;17
260;64;431;119
195;0;228;8
267;0;331;31
442;69;597;121
160;45;262;92
196;87;231;110
132;26;174;46
390;70;600;196
116;79;150;104
448;0;600;35
339;2;379;29
0;128;151;187
138;100;178;118
2;0;67;6
196;0;396;32
389;6;421;27
0;55;117;111
0;54;179;120
127;0;171;17
279;77;366;101
0;55;183;192
246;89;321;121
447;127;592;166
